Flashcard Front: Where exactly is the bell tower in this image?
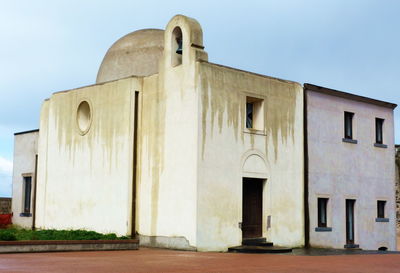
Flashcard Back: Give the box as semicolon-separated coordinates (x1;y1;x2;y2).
162;14;208;71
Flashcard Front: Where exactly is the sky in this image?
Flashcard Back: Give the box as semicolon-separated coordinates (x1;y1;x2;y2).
0;0;399;197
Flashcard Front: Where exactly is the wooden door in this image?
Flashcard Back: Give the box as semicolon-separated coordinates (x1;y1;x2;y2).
242;178;263;239
346;199;355;244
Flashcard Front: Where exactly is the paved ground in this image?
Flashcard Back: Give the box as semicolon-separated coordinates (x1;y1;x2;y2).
0;248;400;273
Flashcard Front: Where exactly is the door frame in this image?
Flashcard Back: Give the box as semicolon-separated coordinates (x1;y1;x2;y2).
241;177;266;239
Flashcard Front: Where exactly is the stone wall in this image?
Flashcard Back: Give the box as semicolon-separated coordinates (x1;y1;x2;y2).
396;145;400;228
0;198;12;214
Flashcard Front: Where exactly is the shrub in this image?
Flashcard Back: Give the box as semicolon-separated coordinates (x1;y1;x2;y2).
0;226;129;241
0;230;17;241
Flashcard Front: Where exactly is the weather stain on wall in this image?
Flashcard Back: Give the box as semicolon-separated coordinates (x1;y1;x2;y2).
140;73;166;237
200;62;300;161
50;79;135;170
37;77;141;234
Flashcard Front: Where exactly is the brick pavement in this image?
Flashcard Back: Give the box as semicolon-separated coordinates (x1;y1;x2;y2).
0;247;399;273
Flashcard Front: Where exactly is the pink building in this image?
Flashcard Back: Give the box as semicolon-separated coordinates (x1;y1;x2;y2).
305;84;397;250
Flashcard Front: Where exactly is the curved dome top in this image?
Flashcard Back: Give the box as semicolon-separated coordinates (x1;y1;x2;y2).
96;29;164;83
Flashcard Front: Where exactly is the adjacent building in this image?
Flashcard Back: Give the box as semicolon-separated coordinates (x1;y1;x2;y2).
305;84;397;250
11;15;397;251
12;130;39;229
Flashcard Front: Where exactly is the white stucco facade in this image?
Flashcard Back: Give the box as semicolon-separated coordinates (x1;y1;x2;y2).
35;79;140;235
30;15;305;251
306;86;397;250
196;63;304;250
12;130;39;228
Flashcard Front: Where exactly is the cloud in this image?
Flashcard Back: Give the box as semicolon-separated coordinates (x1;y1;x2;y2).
0;156;12;197
0;157;12;174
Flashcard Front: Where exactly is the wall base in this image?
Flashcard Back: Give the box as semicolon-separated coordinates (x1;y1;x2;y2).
0;239;139;253
139;235;196;251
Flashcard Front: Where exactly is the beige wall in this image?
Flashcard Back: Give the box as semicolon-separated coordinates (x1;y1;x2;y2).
35;78;141;235
32;15;305;252
12;131;38;228
131;15;305;251
136;67;199;249
135;15;208;249
307;90;397;250
196;62;305;251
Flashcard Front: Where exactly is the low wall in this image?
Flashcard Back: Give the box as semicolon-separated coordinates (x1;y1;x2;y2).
0;239;139;253
0;214;12;226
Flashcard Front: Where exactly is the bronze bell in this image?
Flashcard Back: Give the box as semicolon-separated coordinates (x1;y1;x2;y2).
176;39;183;55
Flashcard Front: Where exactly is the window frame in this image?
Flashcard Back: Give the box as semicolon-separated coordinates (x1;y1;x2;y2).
20;175;32;217
375;118;384;145
244;95;265;134
315;197;332;232
344;111;354;140
377;200;385;218
317;198;328;228
376;200;389;222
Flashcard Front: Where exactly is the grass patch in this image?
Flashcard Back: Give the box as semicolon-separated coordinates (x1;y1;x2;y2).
0;227;129;241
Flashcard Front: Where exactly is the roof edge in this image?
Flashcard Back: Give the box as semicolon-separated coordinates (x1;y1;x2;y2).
14;129;39;136
304;83;397;109
200;61;301;86
52;74;144;95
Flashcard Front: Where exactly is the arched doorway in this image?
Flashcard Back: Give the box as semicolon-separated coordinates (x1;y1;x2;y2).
241;152;268;239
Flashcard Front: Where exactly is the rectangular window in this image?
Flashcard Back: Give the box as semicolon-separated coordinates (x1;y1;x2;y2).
377;200;386;218
345;199;356;245
318;198;328;227
23;176;32;214
246;97;264;130
246;102;253;129
344;112;354;139
375;118;384;144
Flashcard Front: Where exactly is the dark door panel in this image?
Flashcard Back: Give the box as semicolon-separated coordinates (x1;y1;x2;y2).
242;178;263;238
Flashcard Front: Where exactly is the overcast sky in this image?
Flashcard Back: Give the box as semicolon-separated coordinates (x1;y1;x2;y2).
0;0;399;196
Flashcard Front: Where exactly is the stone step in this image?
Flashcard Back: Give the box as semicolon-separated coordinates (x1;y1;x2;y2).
344;244;361;250
242;237;271;246
228;245;292;254
254;242;274;247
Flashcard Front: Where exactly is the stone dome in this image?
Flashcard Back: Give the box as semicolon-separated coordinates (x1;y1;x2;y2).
96;29;164;83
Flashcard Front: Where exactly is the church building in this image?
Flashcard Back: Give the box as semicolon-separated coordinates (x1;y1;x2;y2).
11;15;397;252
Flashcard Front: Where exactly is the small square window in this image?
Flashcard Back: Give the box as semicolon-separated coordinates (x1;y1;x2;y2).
375;118;384;144
377;200;386;219
246;97;264;131
344;112;354;139
318;198;328;228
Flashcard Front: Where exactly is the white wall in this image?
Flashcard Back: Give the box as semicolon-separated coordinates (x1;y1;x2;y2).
196;62;305;251
307;90;397;250
135;15;209;250
12;131;38;228
35;78;141;235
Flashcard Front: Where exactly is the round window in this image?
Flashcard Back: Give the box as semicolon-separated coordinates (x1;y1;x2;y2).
77;101;91;134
